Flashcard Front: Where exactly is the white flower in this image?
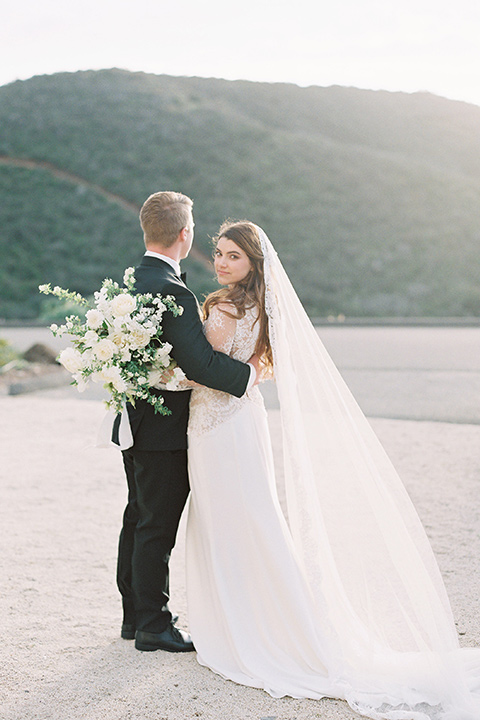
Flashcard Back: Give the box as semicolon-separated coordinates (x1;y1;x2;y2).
123;267;135;284
49;323;58;333
110;293;137;317
94;338;118;361
94;289;107;304
109;330;127;348
73;374;88;392
112;316;125;331
58;347;84;374
147;369;165;387
153;298;167;314
128;327;152;350
99;366;127;392
106;329;132;361
155;343;173;367
83;330;99;347
123;316;139;331
174;366;185;380
166;366;186;390
86;309;104;329
94;287;111;315
81;348;94;365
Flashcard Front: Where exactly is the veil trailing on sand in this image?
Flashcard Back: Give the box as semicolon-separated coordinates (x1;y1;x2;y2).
256;226;480;720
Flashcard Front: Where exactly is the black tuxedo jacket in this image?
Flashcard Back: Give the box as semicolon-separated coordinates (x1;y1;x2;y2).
114;255;250;451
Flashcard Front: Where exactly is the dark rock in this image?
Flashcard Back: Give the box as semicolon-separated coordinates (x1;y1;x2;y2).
23;343;58;364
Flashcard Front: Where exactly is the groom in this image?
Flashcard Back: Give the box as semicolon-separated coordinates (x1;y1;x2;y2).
115;191;256;652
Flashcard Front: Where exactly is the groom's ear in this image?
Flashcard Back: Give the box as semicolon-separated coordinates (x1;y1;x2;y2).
179;227;191;244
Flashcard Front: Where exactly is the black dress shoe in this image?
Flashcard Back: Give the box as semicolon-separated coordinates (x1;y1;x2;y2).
135;625;195;652
121;615;179;640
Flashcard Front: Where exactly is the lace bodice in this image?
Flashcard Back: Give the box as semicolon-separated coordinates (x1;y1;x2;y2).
188;304;264;437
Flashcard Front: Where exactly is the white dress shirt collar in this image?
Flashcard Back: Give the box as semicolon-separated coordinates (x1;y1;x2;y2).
144;250;181;277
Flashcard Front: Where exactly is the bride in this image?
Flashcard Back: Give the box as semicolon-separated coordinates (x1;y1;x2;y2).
183;220;479;720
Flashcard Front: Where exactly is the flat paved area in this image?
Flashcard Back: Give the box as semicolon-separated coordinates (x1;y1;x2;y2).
319;326;480;424
1;325;479;719
3;325;480;423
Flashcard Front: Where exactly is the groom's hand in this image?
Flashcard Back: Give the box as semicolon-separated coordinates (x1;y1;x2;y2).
159;367;175;384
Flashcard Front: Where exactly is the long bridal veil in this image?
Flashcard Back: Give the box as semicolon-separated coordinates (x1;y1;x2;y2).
257;226;480;720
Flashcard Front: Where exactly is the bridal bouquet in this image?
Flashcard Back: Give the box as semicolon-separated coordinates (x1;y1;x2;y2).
39;267;185;415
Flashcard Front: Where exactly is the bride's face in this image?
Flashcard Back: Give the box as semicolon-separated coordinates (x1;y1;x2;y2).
214;236;253;287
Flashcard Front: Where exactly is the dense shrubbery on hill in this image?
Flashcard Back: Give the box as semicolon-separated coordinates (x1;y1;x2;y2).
1;69;479;318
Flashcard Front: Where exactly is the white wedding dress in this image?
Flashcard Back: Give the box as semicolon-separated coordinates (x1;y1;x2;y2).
187;306;335;696
184;229;480;720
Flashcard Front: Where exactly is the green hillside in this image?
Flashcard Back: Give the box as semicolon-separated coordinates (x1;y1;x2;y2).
1;68;480;319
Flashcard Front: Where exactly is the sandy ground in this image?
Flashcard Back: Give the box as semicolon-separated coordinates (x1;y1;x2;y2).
0;390;479;720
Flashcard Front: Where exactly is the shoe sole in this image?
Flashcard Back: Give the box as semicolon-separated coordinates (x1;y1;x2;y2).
135;642;195;652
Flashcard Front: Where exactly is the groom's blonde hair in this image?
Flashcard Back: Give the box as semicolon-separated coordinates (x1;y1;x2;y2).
140;191;193;248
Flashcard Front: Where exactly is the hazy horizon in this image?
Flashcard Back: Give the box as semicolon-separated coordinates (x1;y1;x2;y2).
2;0;480;107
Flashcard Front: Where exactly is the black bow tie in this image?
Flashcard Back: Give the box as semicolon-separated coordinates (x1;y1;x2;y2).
180;271;187;284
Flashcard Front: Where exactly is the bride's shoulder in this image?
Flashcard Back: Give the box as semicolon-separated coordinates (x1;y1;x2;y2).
204;303;238;334
208;302;237;318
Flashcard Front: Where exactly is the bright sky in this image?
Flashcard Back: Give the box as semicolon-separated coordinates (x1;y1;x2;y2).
2;0;480;106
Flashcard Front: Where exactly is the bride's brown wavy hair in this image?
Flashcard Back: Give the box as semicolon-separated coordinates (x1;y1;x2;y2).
203;220;273;372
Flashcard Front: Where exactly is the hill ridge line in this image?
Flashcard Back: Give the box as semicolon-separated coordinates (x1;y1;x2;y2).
0;156;212;269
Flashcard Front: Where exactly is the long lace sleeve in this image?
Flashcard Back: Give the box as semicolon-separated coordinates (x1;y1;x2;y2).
204;304;237;355
187;305;264;437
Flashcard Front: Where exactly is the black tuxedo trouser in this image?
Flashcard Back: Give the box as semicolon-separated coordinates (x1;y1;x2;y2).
116;447;189;633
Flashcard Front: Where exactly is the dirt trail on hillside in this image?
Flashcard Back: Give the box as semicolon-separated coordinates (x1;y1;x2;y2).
0;155;212;269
